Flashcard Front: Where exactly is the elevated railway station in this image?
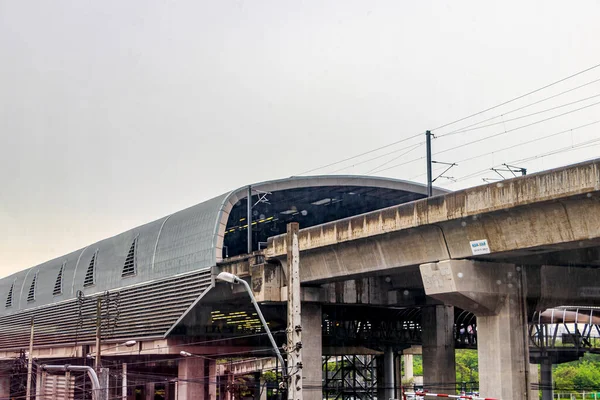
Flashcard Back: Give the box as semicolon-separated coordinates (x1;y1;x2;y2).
1;160;600;400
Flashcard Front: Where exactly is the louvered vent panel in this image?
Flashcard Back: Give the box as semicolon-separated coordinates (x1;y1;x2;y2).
122;239;137;277
27;273;37;302
84;252;96;287
53;264;65;295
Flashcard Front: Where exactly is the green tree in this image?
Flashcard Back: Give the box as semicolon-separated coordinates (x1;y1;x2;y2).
455;350;479;392
413;355;423;376
554;355;600;395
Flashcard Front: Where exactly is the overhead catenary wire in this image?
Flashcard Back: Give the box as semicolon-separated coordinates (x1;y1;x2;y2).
328;141;424;174
441;138;600;185
430;61;600;132
438;76;600;137
295;132;422;175
437;92;600;138
370;99;600;175
363;142;425;175
408;119;600;181
297;63;600;179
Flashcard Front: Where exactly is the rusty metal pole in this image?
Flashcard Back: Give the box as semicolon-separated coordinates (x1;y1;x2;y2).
286;222;302;400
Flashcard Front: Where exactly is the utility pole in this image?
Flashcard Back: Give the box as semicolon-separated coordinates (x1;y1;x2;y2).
95;298;102;372
26;317;34;400
122;363;127;400
286;222;302;400
426;130;433;197
247;185;253;254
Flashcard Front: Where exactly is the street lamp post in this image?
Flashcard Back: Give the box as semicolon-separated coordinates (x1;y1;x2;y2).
215;272;287;382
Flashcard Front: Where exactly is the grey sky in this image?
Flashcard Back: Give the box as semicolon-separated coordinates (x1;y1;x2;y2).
1;0;599;277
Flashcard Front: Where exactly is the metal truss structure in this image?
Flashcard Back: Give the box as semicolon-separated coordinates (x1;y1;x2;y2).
323;355;378;400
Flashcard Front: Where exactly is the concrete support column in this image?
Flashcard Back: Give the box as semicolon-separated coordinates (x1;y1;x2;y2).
178;357;207;400
530;364;539;400
403;354;414;383
477;295;530;400
35;367;43;400
0;375;10;399
302;303;322;400
207;359;217;400
540;358;553;400
395;355;402;399
383;347;395;400
145;382;155;400
422;305;455;393
99;368;110;400
421;260;531;400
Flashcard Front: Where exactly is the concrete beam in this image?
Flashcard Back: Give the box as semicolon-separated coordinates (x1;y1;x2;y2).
420;260;520;315
266;160;600;283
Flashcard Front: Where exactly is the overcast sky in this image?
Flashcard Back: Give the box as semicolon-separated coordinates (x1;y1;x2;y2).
1;0;599;277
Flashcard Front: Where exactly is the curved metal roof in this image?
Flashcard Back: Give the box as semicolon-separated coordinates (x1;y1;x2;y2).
0;175;443;316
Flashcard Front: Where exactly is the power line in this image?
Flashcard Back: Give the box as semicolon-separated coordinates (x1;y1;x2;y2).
430;62;600;132
373;99;600;176
363;143;424;175
328;141;424;174
429;100;600;162
408;120;600;181
295;132;422;175
443;138;600;185
438;92;600;138
438;76;600;137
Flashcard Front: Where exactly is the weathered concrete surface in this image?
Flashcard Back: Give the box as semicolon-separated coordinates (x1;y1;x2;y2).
178;358;216;400
420;260;520;316
421;260;531;400
303;303;323;400
0;375;8;399
267;159;600;283
421;305;455;393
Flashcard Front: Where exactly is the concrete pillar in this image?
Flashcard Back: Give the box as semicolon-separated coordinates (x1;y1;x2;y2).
421;260;531;400
99;368;110;400
36;367;43;400
540;358;553;400
403;354;414;383
145;382;155;400
530;364;539;400
208;359;217;400
383;347;395;400
477;295;530;400
178;357;207;400
0;375;10;399
122;363;128;400
421;305;455;393
302;303;322;400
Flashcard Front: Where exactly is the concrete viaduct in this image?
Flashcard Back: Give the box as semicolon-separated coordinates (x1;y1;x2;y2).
0;159;599;400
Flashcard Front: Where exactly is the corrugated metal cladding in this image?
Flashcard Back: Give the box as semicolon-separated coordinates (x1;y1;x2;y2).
0;175;434;323
0;269;212;350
